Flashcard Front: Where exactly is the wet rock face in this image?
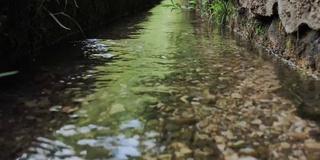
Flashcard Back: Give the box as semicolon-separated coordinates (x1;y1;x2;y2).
239;0;320;33
267;18;282;53
234;0;320;76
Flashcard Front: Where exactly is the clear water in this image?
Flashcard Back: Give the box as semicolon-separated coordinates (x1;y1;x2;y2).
2;0;319;160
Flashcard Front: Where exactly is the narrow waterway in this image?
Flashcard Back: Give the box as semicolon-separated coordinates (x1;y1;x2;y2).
1;0;320;159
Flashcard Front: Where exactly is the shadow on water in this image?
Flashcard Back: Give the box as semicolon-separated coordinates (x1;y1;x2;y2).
234;35;320;121
0;6;153;160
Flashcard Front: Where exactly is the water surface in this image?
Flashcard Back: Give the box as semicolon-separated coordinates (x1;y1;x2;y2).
2;0;320;159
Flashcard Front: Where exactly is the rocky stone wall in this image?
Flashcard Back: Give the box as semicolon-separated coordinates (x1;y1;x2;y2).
239;0;320;33
0;0;161;71
233;0;320;77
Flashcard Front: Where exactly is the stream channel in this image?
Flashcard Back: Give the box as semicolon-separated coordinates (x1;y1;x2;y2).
1;0;320;159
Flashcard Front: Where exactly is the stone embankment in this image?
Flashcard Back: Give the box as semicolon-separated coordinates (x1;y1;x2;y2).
240;0;320;33
234;0;320;77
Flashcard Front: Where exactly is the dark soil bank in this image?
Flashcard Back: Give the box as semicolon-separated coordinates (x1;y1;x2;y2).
0;0;162;71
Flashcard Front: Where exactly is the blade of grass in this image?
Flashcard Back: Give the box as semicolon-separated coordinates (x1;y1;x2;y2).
73;0;79;8
63;0;68;12
0;71;19;78
45;8;71;30
60;12;86;38
34;0;46;18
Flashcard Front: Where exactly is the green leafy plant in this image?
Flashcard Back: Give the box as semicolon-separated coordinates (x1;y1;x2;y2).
254;21;269;36
197;0;210;17
289;88;303;105
208;0;235;25
162;0;196;12
163;0;236;26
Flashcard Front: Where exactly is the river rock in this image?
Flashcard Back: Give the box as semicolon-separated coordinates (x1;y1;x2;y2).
280;142;291;149
109;104;125;115
305;142;320;150
251;119;262;125
165;123;180;132
214;136;225;144
233;140;246;148
180;147;192;155
169;116;198;125
158;154;172;159
239;147;257;156
238;156;257;160
231;93;242;99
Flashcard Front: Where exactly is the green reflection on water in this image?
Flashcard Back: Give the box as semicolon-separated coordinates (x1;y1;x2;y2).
53;0;199;158
80;3;188;122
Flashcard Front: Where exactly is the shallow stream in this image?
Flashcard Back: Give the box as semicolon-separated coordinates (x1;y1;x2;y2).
1;0;320;159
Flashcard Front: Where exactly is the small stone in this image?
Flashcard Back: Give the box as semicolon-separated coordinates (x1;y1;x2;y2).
196;134;210;140
142;156;157;160
206;94;216;100
25;100;37;107
26;116;36;120
244;100;253;106
203;147;214;153
192;97;202;101
288;132;308;140
237;121;247;128
169;116;197;125
109;103;125;115
180;96;189;104
251;119;262;125
50;105;63;112
292;150;304;157
277;117;290;126
55;148;75;157
194;149;213;156
238;156;257;160
259;125;268;131
214;136;225;144
191;101;201;105
305;142;320;150
272;151;279;158
222;130;234;139
280;142;291;149
165;123;180;132
171;142;186;149
191;80;200;84
69;114;79;118
147;119;158;126
62;106;79;113
233;140;246;148
219;77;229;81
294;126;303;133
253;142;259;146
158;154;172;159
254;131;264;137
180;147;192;155
37;97;51;107
231;93;243;99
225;153;239;160
226;115;236;121
175;152;183;158
217;144;226;151
239;147;257;156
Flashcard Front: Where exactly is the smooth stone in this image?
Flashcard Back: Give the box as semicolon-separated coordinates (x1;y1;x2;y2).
165;123;180;132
